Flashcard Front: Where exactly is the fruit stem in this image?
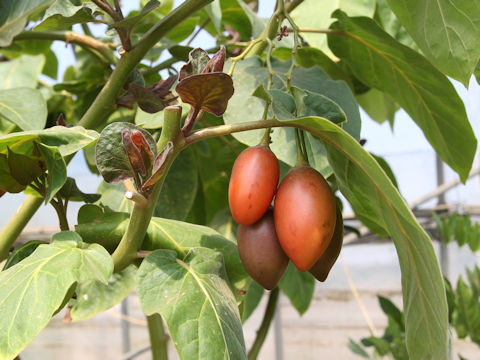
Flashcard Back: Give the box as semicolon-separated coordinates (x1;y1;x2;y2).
260;128;272;147
248;287;280;360
294;128;308;167
147;313;169;360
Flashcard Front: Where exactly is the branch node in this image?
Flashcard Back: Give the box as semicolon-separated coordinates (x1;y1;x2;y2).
125;191;149;208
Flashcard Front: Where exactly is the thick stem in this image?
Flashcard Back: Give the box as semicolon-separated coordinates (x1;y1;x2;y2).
112;106;183;272
14;31;116;64
248;288;280;360
50;198;70;231
0;196;43;261
147;314;169;360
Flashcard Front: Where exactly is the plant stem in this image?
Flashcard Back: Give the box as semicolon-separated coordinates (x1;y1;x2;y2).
0;196;43;261
50;197;70;231
14;31;117;65
146;313;169;360
185;119;287;144
112;106;183;272
248;288;280;360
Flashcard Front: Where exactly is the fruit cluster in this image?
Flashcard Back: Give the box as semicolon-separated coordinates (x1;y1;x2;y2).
229;145;343;290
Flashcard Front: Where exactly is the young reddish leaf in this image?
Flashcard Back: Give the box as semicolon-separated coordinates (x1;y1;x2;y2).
131;129;155;174
142;141;174;191
117;75;178;114
179;48;211;81
122;129;146;178
176;73;234;116
202;45;226;73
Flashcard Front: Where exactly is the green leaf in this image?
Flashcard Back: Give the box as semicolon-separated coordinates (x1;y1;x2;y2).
59;177;100;203
0;54;45;90
347;338;370;358
70;265;136;322
0;153;25;193
279;115;448;359
452;277;480;344
0;231;112;360
356;89;398;126
0;126;99;156
137;248;247;360
292;0;376;56
42;49;58;79
95;122;156;184
205;0;222;33
135;107;164;129
0;88;47;130
371;153;398;189
37;143;66;204
0;0;54;46
96;182;133;214
278;262;315;315
35;1;101;31
75;209;249;296
3;240;47;270
296;47;353;89
241;280;264;323
7;146;44;186
378;295;404;328
220;0;252;40
113;0;160;29
154;147;198;221
328;11;477;182
386;0;480;85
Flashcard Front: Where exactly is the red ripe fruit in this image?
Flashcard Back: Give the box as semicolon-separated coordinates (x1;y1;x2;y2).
309;206;344;281
273;166;336;271
237;209;289;290
228;145;279;225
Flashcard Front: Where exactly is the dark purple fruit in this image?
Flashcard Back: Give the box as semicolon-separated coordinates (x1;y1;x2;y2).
309;206;343;281
237;209;289;290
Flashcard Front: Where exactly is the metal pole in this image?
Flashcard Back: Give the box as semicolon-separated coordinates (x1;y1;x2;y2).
121;297;131;358
435;155;449;278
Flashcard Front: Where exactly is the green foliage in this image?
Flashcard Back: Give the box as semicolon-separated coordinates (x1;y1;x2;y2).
328;10;476;183
386;0;480;85
70;265;137;322
0;231;112;360
433;212;480;252
35;1;102;31
137;248;247;360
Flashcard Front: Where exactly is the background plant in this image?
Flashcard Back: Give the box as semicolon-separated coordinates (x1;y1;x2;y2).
0;0;478;359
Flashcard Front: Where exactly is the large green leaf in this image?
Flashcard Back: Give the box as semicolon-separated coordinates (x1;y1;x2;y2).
278;262;315;315
137;248;247;360
292;0;376;56
277;115;447;359
386;0;480;85
70;265;136;322
0;0;54;46
0;126;99;156
0;88;47;131
0;231;112;360
0;55;45;90
328;10;477;182
35;1;101;31
75;207;249;296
